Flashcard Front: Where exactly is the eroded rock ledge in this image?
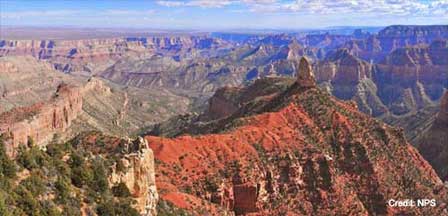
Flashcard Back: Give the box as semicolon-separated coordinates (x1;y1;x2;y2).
0;78;109;157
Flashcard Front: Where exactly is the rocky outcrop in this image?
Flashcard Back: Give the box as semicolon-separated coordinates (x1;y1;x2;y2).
109;137;159;216
146;77;448;215
71;132;159;216
296;57;316;87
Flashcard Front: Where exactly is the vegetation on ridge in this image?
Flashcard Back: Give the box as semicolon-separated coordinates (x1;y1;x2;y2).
0;134;139;216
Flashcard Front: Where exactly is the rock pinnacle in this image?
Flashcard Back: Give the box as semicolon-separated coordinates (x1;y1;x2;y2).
296;57;316;87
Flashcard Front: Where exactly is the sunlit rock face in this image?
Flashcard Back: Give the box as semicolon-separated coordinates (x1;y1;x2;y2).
109;137;159;216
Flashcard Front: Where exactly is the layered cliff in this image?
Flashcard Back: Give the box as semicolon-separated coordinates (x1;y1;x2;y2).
374;40;447;115
0;36;230;74
344;25;448;62
0;83;83;157
145;58;448;215
0;38;142;74
314;49;388;116
416;92;448;180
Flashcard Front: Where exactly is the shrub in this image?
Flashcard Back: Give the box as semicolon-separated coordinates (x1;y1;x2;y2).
71;165;93;188
112;182;131;197
55;177;71;204
20;171;46;196
17;146;49;170
0;140;16;178
14;186;41;216
91;159;109;193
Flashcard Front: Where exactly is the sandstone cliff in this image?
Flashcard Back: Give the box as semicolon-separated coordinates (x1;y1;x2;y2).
0;83;83;157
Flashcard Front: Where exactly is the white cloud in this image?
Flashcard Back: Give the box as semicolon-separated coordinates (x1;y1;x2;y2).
155;0;448;16
0;9;156;20
156;0;235;8
1;10;82;19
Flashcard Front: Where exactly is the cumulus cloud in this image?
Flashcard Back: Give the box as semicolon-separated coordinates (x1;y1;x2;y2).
155;0;448;16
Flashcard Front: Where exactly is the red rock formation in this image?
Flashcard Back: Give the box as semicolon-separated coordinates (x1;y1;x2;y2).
296;57;316;87
146;63;448;215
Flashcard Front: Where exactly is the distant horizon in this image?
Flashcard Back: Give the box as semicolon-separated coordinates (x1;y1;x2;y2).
2;24;447;40
6;24;448;32
1;24;391;31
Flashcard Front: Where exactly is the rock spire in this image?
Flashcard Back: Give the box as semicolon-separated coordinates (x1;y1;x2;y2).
296;57;316;87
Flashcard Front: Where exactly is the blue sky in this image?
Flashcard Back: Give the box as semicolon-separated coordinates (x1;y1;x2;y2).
1;0;447;30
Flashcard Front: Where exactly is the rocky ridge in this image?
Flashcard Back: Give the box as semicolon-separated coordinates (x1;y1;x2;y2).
145;57;448;215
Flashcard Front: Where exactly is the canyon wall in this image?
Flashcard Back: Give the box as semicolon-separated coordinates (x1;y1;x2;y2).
0;78;110;157
0;83;83;157
417;92;448;180
0;36;229;74
345;25;448;62
374;40;447;115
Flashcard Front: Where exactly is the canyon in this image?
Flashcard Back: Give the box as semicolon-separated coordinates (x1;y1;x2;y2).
0;24;447;215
